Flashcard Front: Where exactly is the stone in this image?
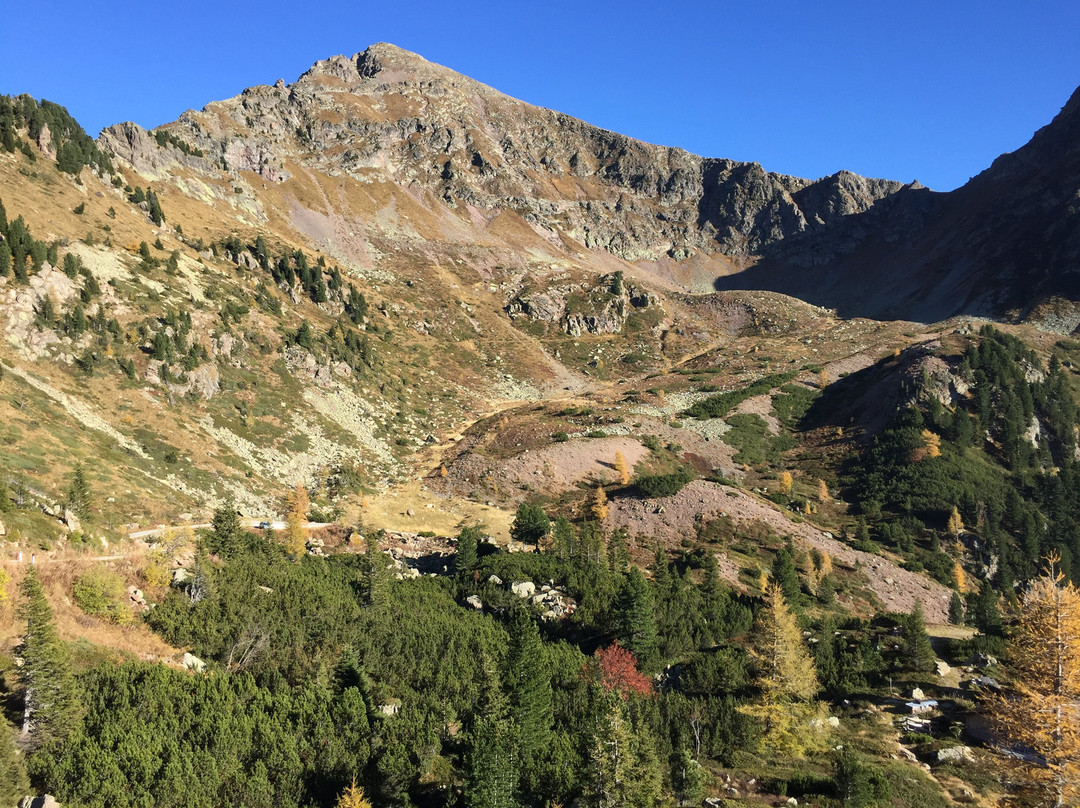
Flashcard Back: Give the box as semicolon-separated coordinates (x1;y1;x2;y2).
182;652;206;673
935;660;951;676
19;796;60;808
488;574;503;586
911;687;925;701
0;519;5;536
511;581;536;598
172;568;190;584
63;509;81;533
466;595;483;610
936;745;974;763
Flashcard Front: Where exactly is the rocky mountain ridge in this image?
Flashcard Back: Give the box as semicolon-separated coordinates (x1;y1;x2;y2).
100;43;909;264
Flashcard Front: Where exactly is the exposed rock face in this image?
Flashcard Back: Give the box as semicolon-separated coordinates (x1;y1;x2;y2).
101;43;904;263
506;273;659;335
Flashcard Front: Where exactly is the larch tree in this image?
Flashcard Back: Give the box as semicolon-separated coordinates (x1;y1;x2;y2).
284;484;310;558
947;506;964;536
18;567;81;749
778;471;793;495
738;583;824;756
989;553;1080;807
817;478;831;503
591;485;609;521
614;451;630;485
334;779;373;808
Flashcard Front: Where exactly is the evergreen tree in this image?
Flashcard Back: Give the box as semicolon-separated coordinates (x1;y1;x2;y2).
0;717;28;806
505;608;553;767
949;591;966;625
970;579;1002;635
18;567;81;749
772;541;801;606
509;502;549;547
209;500;243;557
989;553;1080;807
0;241;10;277
67;463;91;519
467;656;518;808
902;601;936;673
551;515;574;559
615;568;658;670
456;524;480;576
834;748;891;807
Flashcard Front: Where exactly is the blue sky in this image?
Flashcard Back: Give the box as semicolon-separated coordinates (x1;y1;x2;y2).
3;0;1078;191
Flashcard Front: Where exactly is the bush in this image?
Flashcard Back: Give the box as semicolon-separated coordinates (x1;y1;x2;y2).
72;567;130;624
553;431;569;442
636;467;694;498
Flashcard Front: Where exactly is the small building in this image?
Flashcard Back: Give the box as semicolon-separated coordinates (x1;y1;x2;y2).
905;699;939;714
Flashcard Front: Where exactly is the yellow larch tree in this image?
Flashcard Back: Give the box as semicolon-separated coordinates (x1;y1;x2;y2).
817;479;830;503
614;451;630;486
947;506;964;536
779;471;793;496
591;485;609;521
738;583;826;756
284;484;310;559
335;779;372;808
921;429;942;459
989;552;1080;807
817;368;829;389
952;561;966;593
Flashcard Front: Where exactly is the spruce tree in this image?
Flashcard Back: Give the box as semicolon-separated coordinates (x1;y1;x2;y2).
509;502;549;547
551;515;574;559
467;656;518;808
456;524;480;576
771;542;801;606
67;463;91;519
615;568;658;670
209;499;243;557
0;242;10;278
505;608;553;766
0;717;28;806
18;567;81;749
902;601;936;673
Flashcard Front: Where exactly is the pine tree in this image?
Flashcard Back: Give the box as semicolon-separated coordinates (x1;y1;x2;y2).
0;241;10;277
209;499;243;557
949;591;966;625
509;502;549;547
902;601;936;673
552;515;574;559
505;609;553;767
67;462;91;519
834;748;891;807
771;543;801;606
456;524;480;575
0;716;28;806
18;567;81;749
989;553;1080;807
615;568;658;670
738;583;823;756
614;451;630;485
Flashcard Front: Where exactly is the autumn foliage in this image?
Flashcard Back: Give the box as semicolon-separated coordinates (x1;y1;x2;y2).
593;641;653;699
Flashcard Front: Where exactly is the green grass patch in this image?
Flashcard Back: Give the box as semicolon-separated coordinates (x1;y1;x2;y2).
683;371;797;420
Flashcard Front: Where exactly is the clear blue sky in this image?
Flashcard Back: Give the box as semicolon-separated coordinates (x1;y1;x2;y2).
3;0;1078;191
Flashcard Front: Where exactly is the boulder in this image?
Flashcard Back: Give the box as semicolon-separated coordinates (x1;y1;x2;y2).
936;745;974;763
511;581;535;598
182;653;206;673
911;687;925;701
19;796;60;808
466;595;483;610
63;509;81;533
935;660;952;676
488;574;503;586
